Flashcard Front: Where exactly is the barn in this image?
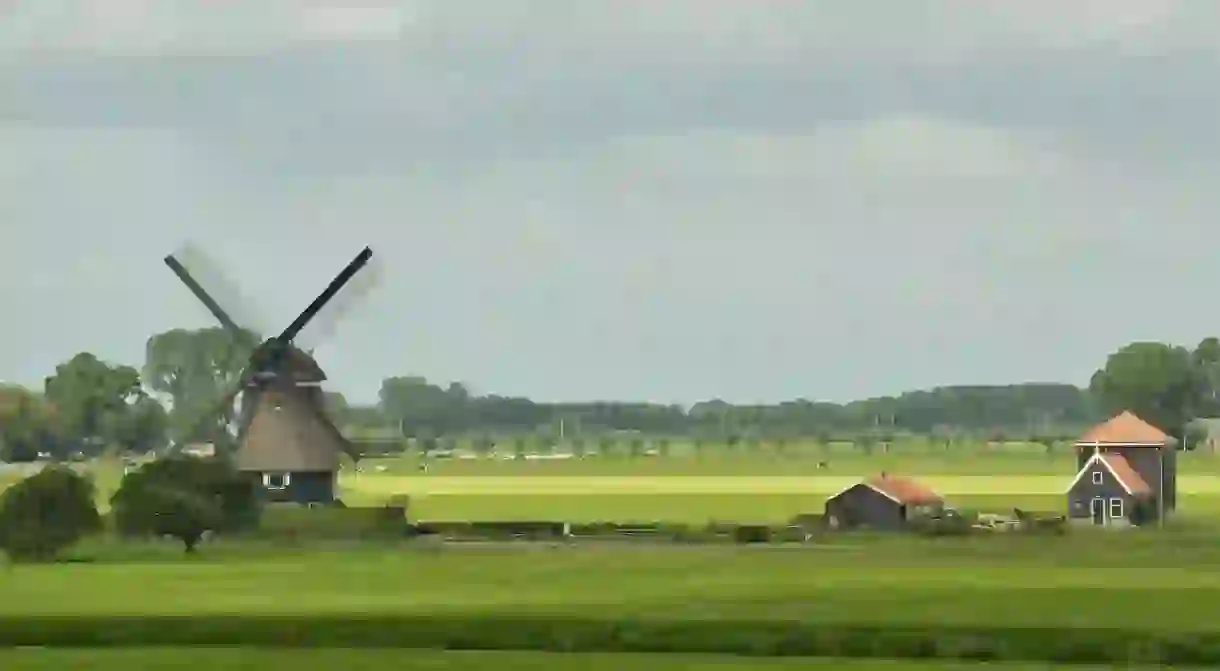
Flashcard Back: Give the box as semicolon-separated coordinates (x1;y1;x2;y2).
1067;410;1175;527
824;473;943;531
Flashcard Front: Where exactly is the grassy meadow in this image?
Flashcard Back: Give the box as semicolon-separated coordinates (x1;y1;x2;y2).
4;441;1220;664
4;441;1220;523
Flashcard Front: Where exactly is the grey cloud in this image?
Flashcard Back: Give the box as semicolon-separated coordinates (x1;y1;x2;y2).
5;44;1220;177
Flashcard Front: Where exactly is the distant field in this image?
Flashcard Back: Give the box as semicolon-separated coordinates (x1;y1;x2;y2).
0;649;1183;671
4;447;1220;522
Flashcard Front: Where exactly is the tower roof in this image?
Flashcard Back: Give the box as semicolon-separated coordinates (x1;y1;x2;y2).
249;344;327;384
1076;410;1171;447
235;389;350;472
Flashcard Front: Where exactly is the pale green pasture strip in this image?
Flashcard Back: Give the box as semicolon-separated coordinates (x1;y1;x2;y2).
344;473;1220;497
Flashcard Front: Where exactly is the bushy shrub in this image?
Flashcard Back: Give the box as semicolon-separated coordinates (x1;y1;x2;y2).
733;524;772;544
110;456;259;552
260;505;408;541
0;466;101;562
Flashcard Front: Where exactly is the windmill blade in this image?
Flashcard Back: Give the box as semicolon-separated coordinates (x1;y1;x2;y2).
164;242;270;340
291;252;384;353
277;247;373;344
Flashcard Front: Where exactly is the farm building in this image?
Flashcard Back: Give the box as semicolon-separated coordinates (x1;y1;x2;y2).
824;473;943;531
1067;410;1175;527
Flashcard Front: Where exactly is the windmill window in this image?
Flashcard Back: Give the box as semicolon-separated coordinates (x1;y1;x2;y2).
263;473;290;490
1092;471;1104;485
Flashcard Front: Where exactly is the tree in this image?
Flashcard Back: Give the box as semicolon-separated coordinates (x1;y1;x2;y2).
0;466;101;562
570;436;587;458
1090;342;1205;438
597;435;614;456
472;433;495;457
656;437;671;458
43;353;146;455
772;435;789;458
143;327;258;450
110;456;259;552
628;436;645;458
103;397;169;455
1194;337;1220;417
0;388;63;462
856;433;877;455
512;435;528;459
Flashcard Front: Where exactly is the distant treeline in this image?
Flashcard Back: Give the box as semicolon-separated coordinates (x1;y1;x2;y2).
342;378;1101;441
7;328;1219;461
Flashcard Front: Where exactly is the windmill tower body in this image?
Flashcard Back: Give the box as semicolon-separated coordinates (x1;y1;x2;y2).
162;244;374;506
234;347;352;504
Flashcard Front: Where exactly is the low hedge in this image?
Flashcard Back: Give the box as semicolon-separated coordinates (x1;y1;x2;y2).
412;521;568;540
254;505;408;541
0;614;1217;664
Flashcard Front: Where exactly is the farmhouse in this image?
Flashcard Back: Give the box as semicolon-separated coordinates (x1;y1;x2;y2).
1067;410;1175;527
824;473;942;530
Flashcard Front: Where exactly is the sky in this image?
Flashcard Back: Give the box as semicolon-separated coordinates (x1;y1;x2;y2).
4;1;1220;406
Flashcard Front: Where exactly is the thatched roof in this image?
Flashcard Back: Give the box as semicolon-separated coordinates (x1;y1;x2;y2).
234;388;352;472
249;345;327;384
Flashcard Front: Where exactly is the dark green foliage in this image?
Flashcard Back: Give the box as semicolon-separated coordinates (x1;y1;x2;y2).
0;466;101;562
732;525;771;544
2;614;1220;665
110;456;259;552
259;505;408;541
412;521;567;541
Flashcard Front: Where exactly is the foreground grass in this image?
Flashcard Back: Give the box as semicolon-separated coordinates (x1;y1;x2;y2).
8;536;1220;631
0;648;1166;670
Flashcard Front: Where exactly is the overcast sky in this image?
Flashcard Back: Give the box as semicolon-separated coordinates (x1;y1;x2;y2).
4;1;1220;405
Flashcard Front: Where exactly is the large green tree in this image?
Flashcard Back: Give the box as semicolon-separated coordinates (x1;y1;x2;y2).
43;353;147;455
1089;341;1205;437
0;386;63;462
143;327;257;449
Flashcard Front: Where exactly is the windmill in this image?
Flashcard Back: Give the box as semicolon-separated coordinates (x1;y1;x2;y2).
162;244;377;504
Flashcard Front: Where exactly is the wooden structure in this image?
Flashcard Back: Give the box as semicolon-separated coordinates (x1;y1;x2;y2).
233;346;357;505
824;473;943;531
1066;410;1175;527
163;244;375;505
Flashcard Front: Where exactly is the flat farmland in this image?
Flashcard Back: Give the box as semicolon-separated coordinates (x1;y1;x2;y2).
342;462;1220;522
7;541;1220;626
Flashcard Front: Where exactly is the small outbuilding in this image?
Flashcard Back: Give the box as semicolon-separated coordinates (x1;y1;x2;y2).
1068;410;1175;526
824;473;943;531
1064;451;1153;527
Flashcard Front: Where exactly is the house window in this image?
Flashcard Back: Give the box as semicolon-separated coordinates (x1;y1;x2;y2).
1092;471;1104;485
1109;497;1123;519
263;472;290;490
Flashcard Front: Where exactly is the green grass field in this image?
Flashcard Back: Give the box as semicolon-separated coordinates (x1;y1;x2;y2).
0;649;1173;670
5;446;1220;522
4;445;1220;664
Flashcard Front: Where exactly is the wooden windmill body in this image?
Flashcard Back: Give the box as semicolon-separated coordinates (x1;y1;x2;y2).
163;245;375;505
234;346;355;504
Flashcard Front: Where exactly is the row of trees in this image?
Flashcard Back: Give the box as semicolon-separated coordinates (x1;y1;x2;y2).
0;456;257;562
2;327;1220;460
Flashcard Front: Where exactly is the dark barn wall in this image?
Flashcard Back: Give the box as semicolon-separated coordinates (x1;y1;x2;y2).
1067;463;1132;521
1109;447;1175;512
250;470;336;504
825;484;904;531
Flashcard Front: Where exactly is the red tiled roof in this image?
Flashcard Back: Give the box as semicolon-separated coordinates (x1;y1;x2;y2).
864;474;943;506
1098;453;1152;495
1076;411;1170;446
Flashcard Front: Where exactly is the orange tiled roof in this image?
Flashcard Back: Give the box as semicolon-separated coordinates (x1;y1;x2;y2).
865;474;943;505
1076;411;1170;446
1098;453;1152;495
